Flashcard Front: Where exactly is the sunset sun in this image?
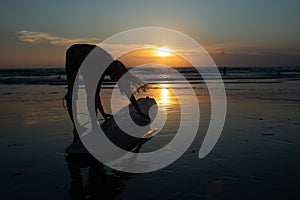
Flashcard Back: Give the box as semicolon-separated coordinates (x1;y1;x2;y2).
157;47;172;57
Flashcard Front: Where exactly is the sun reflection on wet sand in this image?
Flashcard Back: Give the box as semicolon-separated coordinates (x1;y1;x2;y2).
159;84;170;105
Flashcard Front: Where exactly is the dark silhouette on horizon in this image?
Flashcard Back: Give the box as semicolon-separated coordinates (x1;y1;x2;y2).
223;66;227;76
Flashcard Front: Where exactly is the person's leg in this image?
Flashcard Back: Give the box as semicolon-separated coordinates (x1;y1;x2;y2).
65;44;95;141
79;46;115;128
65;46;80;141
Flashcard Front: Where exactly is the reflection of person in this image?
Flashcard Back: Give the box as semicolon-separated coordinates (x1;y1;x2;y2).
64;44;149;142
66;152;130;199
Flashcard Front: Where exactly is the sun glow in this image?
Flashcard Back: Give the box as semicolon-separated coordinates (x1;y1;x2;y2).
157;47;172;57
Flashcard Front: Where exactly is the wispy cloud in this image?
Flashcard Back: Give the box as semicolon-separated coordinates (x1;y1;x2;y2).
17;30;300;58
17;30;100;46
205;40;300;57
205;42;266;56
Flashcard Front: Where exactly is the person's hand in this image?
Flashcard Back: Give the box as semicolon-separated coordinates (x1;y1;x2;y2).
139;112;151;122
103;113;113;120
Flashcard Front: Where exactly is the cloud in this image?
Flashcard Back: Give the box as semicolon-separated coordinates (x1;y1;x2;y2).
204;42;266;56
17;30;100;46
17;30;300;61
204;40;300;57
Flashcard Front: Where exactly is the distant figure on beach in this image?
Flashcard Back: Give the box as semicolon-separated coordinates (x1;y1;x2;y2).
223;66;227;76
64;44;149;141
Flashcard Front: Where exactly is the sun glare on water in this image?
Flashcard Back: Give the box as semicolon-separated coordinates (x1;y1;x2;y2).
157;47;172;57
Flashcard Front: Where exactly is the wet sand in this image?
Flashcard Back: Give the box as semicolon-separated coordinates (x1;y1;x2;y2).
0;80;300;199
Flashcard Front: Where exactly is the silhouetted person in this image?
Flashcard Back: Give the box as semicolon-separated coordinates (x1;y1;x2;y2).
223;66;227;76
278;67;281;76
64;44;149;142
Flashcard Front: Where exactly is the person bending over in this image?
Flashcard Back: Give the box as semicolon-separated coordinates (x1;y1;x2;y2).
64;44;149;141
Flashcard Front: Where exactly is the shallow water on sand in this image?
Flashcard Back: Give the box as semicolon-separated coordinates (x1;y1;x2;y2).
0;80;300;199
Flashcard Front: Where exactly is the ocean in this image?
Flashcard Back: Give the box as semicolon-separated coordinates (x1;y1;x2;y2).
0;66;300;85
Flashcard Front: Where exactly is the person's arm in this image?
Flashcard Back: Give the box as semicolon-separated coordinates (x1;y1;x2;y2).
108;60;150;121
95;75;112;120
122;87;150;121
130;94;151;121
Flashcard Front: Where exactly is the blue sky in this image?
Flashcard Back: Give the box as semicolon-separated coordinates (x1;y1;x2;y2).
0;0;299;67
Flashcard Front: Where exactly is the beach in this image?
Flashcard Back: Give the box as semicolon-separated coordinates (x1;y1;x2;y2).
0;70;300;199
1;0;299;199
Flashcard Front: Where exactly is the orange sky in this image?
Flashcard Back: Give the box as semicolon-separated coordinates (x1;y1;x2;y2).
0;1;299;68
118;48;192;67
